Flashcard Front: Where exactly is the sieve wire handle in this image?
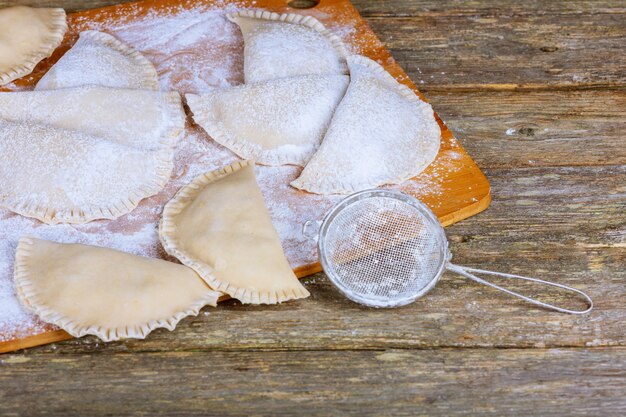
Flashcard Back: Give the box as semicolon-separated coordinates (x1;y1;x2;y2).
446;264;593;314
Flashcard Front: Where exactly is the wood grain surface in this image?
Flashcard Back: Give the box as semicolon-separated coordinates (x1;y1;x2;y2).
1;348;625;416
0;0;625;416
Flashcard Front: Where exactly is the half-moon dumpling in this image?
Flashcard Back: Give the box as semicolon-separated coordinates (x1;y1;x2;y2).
0;121;174;224
292;55;441;194
0;87;184;223
186;74;349;166
36;30;159;91
160;160;310;304
14;237;219;342
0;6;67;85
0;86;184;150
228;10;348;83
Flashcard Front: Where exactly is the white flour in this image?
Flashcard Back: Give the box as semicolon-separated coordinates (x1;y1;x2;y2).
0;3;445;342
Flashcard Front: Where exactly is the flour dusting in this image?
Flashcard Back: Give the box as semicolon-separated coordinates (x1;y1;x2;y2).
35;30;159;91
0;121;168;218
292;56;441;194
0;3;453;343
103;4;246;93
233;12;347;83
185;74;349;166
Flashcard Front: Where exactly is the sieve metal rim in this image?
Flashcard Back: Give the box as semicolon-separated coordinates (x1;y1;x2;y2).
317;189;450;308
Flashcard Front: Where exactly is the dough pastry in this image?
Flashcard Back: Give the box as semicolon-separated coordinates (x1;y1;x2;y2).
0;87;184;223
228;10;348;83
0;87;185;223
0;121;173;224
0;6;67;85
292;55;441;194
36;30;159;91
186;75;349;166
0;86;184;150
14;237;219;342
159;160;310;304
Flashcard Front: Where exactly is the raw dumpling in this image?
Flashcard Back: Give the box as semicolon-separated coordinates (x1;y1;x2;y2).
292;55;441;194
228;10;348;83
159;160;310;304
0;87;184;223
0;121;174;224
36;30;159;91
186;74;349;166
14;237;219;342
0;6;67;85
0;86;184;150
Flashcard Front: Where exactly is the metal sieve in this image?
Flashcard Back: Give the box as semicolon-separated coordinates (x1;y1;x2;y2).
303;189;593;313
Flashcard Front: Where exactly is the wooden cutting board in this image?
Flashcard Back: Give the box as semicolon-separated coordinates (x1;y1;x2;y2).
0;0;490;353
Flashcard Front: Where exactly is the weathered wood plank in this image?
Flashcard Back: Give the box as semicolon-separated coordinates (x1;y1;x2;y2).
1;348;625;416
351;0;626;16
368;13;626;91
429;90;626;168
15;164;620;354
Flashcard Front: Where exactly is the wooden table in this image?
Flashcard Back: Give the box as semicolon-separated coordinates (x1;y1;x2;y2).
0;0;624;415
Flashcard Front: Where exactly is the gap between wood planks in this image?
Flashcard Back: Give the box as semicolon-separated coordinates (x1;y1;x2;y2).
481;164;626;173
421;84;626;93
357;10;626;18
15;343;626;355
350;0;626;18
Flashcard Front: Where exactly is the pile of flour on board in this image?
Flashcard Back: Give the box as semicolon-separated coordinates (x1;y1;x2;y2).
0;3;446;342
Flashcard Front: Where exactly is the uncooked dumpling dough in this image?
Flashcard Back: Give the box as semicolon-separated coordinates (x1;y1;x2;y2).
228;10;348;83
0;6;67;85
186;74;349;166
36;30;159;91
160;160;310;304
14;237;219;342
0;87;184;223
0;87;184;150
0;121;173;224
292;55;441;194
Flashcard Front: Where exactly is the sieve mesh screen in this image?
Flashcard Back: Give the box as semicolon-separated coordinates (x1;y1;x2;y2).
321;195;446;306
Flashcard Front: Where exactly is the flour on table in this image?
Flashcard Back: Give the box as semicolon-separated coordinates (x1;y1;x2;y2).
90;4;248;93
0;4;444;342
